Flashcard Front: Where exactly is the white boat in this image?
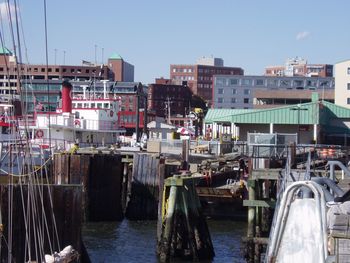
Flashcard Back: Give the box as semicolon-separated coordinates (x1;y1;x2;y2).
18;80;125;151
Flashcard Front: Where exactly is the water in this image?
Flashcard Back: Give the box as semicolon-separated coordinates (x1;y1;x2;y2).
83;219;247;263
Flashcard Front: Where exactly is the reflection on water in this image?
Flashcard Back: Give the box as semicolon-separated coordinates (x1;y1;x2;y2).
83;220;247;263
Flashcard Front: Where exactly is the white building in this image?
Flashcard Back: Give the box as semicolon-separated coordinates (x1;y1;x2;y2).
196;56;224;67
334;60;350;108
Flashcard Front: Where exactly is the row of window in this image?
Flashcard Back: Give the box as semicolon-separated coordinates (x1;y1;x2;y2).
72;102;112;109
0;67;103;74
172;68;193;73
217;97;249;104
216;77;332;88
173;75;194;81
198;68;237;74
218;88;250;95
198;83;211;89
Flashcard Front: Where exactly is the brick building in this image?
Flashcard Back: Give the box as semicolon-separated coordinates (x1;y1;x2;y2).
148;79;192;118
0;48;134;100
170;57;243;105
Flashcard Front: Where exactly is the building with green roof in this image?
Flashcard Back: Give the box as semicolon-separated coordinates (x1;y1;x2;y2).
204;96;350;144
0;47;12;55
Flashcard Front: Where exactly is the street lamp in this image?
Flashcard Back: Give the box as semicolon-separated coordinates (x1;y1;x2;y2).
290;104;308;144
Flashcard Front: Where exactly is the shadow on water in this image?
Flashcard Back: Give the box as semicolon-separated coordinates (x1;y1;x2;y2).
83;219;247;263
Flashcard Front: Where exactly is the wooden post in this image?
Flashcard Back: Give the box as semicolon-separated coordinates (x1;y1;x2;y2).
157;175;214;262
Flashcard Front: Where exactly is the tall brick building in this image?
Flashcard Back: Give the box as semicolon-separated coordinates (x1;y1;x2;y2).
170;57;243;105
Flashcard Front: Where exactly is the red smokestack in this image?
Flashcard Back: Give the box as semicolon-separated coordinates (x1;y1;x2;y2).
62;80;72;113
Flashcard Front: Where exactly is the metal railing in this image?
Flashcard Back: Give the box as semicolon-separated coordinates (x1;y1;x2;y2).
18;115;120;131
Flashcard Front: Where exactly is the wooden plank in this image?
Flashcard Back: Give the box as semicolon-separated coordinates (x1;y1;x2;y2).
251;169;281;180
243;200;276;208
69;154;81;184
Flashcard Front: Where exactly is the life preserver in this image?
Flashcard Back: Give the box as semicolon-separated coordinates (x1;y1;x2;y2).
36;129;44;138
110;110;114;117
74;119;81;127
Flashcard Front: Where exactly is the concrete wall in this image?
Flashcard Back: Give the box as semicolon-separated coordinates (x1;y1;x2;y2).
335;60;350;108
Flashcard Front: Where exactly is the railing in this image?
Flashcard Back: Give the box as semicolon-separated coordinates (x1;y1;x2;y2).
18;115;121;132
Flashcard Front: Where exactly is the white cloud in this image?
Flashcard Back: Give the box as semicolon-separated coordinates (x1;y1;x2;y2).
296;31;311;41
0;2;17;22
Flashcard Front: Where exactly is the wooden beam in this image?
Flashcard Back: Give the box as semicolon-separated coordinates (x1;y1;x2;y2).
243;200;276;208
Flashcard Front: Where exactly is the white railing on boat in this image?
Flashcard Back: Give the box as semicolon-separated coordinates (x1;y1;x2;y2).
18;115;120;131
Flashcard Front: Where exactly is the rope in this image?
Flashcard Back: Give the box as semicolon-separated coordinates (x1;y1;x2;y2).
0;156;52;177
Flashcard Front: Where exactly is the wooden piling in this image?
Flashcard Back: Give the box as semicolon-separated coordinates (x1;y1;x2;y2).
157;175;215;262
53;153;124;221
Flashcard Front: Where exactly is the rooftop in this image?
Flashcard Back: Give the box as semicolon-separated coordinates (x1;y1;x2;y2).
109;53;123;60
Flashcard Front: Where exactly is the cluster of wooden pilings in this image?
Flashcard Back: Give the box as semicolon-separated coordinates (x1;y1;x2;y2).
0;150;215;262
157;174;215;262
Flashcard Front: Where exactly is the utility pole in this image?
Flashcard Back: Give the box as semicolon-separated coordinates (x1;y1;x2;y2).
94;44;97;65
101;47;104;64
165;97;171;124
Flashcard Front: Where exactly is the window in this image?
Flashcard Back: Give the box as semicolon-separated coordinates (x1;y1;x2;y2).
218;98;223;103
267;79;278;86
77;103;82;108
218;88;224;94
97;103;102;108
294;80;304;87
348;98;350;104
242;79;252;86
91;103;95;108
230;79;239;85
55;68;59;73
347;68;350;74
244;89;250;95
232;88;236;94
348;83;350;90
231;98;236;103
256;79;264;86
280;80;290;87
71;69;75;73
244;98;249;104
216;78;226;86
307;80;317;88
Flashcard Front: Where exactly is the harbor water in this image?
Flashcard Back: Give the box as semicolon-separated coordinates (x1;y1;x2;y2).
83;220;247;263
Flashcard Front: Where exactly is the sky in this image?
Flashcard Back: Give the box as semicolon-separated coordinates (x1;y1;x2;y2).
1;0;349;84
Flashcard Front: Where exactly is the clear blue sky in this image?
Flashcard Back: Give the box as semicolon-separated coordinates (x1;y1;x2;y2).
4;0;350;84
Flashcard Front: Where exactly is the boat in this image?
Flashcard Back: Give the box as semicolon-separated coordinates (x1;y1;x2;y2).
16;80;125;151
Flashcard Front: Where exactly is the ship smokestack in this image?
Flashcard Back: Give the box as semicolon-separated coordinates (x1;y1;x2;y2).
62;80;73;113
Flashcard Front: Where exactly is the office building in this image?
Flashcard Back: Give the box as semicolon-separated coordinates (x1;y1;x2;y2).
213;75;334;109
265;57;333;77
334;59;350;108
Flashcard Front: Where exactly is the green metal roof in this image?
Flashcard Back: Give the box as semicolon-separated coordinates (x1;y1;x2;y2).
109;53;123;60
0;47;12;55
205;103;318;124
205;101;350;126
